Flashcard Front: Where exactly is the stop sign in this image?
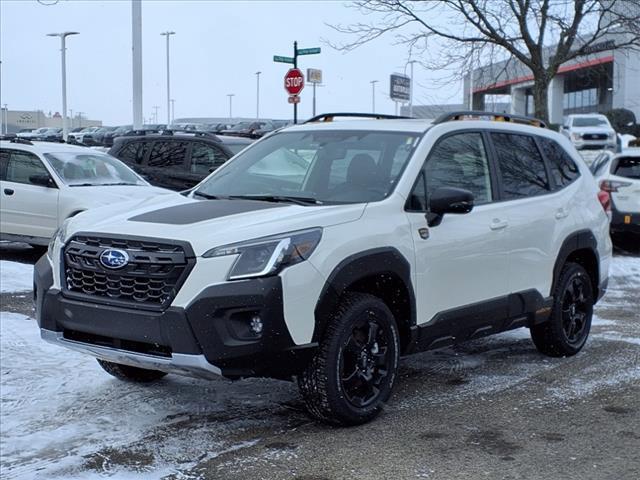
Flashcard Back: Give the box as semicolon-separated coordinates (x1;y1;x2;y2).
284;68;305;95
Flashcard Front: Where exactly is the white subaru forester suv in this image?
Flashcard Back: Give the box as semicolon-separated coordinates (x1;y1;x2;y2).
35;112;612;426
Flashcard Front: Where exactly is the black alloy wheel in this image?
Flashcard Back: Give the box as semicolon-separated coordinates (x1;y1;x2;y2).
561;275;590;345
340;317;392;408
530;262;594;357
298;292;400;425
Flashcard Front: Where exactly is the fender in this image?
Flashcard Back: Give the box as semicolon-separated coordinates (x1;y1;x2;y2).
552;229;600;297
313;247;416;345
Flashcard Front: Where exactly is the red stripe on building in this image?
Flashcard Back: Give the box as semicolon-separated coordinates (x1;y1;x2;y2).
472;55;614;94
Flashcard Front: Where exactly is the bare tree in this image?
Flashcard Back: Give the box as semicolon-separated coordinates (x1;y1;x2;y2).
330;0;640;121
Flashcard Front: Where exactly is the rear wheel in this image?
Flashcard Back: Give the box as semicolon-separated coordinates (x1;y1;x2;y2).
530;262;593;357
97;359;168;383
298;293;400;426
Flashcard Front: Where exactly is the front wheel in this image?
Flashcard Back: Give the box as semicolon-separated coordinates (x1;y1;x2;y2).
97;359;168;383
298;293;400;426
530;262;594;357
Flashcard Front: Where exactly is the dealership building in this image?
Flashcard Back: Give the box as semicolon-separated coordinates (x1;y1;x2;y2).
462;32;640;124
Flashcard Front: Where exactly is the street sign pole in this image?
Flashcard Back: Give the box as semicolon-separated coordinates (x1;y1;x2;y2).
313;82;317;117
274;42;321;124
293;40;298;124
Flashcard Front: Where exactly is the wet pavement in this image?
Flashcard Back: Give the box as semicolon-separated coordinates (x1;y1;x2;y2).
1;238;639;480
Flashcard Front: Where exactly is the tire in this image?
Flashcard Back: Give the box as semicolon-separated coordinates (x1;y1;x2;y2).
530;262;594;357
298;293;400;426
97;359;168;383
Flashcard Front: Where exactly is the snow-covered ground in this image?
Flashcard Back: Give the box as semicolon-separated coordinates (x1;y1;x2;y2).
1;255;639;479
0;261;33;293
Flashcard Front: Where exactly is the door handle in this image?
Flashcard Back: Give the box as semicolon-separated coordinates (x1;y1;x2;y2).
490;219;509;230
3;188;14;196
555;208;569;220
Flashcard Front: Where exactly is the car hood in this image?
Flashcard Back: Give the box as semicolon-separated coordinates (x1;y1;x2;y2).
72;185;171;205
67;194;366;256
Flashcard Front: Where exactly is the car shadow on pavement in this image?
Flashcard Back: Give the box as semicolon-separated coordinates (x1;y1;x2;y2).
0;241;45;264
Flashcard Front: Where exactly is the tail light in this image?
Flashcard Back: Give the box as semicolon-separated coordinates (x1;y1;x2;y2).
600;179;631;193
597;190;611;221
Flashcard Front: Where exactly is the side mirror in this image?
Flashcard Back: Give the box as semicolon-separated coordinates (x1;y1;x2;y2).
427;187;474;227
29;174;55;188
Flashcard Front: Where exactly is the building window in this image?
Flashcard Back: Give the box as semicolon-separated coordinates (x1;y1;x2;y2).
563;87;598;112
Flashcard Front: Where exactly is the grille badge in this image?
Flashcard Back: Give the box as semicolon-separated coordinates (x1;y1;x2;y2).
99;249;130;269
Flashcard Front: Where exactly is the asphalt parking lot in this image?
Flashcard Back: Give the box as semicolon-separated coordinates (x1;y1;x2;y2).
1;237;639;480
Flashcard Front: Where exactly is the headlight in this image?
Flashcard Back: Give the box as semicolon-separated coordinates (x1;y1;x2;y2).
203;228;322;280
572;133;582;140
47;219;71;260
608;132;616;140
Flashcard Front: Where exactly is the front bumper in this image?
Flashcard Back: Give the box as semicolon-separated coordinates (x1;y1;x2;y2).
573;139;615;150
35;256;316;380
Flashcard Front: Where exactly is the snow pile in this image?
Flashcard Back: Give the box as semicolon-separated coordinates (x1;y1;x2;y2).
0;261;33;293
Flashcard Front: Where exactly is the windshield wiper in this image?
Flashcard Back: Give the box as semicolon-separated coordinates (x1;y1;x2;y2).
69;182;136;187
228;194;322;206
98;182;138;186
193;191;228;200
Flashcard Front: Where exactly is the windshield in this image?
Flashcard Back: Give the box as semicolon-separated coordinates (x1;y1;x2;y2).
194;130;419;204
44;152;147;186
573;117;609;127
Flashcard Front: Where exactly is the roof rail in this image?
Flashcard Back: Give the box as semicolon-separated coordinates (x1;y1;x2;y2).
305;112;412;123
8;137;33;145
433;110;547;128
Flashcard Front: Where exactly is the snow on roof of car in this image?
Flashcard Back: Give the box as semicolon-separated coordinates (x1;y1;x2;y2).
0;140;103;155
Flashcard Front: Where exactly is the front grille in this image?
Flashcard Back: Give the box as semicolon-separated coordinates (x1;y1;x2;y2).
63;235;193;310
583;133;608;140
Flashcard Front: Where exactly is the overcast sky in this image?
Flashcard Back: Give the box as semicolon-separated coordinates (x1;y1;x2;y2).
0;0;463;124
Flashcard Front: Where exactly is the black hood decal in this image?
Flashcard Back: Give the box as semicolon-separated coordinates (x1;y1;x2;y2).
128;199;289;225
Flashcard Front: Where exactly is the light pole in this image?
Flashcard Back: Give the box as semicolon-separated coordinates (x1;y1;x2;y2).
407;60;416;117
160;31;175;125
132;0;143;129
370;80;379;113
170;99;175;123
152;106;159;124
47;31;79;141
227;94;235;121
255;71;261;120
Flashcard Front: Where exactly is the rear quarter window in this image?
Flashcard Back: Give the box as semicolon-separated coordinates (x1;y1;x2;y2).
538;137;580;189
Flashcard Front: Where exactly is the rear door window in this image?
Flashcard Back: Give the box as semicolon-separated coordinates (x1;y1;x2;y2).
614;157;640;179
147;141;189;168
538;137;580;189
491;133;551;199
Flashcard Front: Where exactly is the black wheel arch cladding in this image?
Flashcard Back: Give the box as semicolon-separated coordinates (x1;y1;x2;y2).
552;229;601;302
313;247;416;352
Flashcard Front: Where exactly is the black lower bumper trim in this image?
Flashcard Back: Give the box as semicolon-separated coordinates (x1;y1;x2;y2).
35;258;316;379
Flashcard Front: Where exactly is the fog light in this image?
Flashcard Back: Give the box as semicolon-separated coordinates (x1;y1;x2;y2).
250;316;263;334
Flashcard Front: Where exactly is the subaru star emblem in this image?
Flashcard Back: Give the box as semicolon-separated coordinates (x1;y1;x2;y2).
99;249;129;269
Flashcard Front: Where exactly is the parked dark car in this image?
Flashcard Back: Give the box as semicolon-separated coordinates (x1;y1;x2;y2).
81;126;118;146
102;125;133;147
108;132;253;190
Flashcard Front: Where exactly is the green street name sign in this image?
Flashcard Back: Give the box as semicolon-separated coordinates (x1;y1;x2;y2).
297;47;321;55
273;55;295;64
